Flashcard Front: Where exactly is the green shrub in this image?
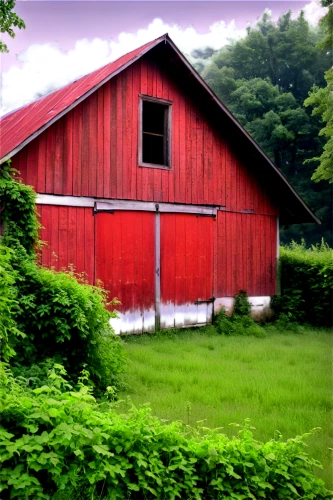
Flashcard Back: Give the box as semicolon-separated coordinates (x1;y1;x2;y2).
0;363;331;500
5;244;126;392
271;240;333;326
0;245;25;361
0;161;40;256
215;291;266;337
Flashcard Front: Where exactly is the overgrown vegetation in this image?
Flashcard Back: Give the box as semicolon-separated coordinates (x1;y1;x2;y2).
0;161;126;393
271;240;333;326
1;362;332;499
199;8;332;245
214;290;266;337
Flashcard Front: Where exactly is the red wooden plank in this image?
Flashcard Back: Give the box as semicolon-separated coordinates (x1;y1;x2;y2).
196;111;204;205
147;59;154;96
125;66;134;199
81;99;90;196
160;214;173;326
88;92;98;197
116;74;124;199
63;112;73;195
175;214;186;313
178;94;186;203
141;212;155;311
53;119;64;195
132;63;140;199
166;78;174;203
67;207;77;272
190;105;198;205
36;132;47;193
84;208;94;284
185;98;192;204
156;63;163;99
45;126;56;193
110;80;118;198
216;211;225;297
50;206;59;269
58;206;68;270
72;103;83;196
97;87;104;198
207;125;214;205
26;139;38;190
103;82;111;199
75;207;85;276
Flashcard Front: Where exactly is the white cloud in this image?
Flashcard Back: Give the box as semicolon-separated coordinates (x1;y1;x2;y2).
299;0;328;25
0;17;246;115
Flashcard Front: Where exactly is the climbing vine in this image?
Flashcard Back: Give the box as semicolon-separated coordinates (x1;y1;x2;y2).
0;160;40;256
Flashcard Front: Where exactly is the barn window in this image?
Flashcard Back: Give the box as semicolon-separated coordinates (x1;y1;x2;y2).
139;96;172;169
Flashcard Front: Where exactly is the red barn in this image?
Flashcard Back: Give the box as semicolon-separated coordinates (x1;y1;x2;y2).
0;34;318;334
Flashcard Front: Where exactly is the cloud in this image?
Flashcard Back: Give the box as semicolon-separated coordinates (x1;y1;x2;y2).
301;0;328;25
0;17;246;115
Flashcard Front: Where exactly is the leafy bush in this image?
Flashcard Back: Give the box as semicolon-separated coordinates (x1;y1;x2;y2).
0;161;40;256
0;363;331;500
271;240;333;326
0;245;25;361
0;161;126;393
5;244;126;392
215;291;266;337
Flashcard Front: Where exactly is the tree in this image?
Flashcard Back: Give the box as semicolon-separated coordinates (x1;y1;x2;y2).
304;68;333;184
200;10;332;245
317;0;333;50
0;0;25;53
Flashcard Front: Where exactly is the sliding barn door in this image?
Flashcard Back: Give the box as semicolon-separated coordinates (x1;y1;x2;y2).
95;211;155;334
160;214;214;329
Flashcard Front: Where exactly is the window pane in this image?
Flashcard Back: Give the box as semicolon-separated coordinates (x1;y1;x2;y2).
143;134;165;165
143;101;166;135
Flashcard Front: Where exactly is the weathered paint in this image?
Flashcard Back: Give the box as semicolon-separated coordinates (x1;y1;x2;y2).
160;213;214;328
37;205;95;283
37;206;278;333
215;296;272;320
15;54;278;217
95;211;156;334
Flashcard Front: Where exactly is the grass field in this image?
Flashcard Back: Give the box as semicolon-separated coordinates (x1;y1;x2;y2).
119;325;333;488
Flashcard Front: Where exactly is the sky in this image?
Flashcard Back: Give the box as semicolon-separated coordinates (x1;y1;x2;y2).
0;0;327;115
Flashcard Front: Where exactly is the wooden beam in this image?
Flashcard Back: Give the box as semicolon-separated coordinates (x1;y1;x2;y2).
36;193;218;215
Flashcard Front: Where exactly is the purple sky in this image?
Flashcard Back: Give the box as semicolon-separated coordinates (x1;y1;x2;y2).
3;1;310;71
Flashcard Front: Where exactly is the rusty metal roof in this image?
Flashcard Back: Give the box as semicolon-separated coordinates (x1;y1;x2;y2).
0;33;320;224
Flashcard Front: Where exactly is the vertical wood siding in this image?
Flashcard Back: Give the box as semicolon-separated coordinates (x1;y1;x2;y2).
216;211;277;297
14;55;278;218
160;213;214;328
95;211;156;333
38;205;95;283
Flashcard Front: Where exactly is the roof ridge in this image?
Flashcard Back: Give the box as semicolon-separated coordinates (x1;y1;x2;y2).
1;33;169;119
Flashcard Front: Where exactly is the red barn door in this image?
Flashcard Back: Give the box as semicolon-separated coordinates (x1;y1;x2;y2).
160;214;214;328
95;211;155;334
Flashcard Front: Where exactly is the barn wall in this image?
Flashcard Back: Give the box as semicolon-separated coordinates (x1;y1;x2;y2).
216;211;277;298
15;54;278;217
37;205;277;303
38;205;95;284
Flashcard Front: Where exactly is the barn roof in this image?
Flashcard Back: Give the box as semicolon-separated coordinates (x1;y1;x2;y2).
0;33;319;224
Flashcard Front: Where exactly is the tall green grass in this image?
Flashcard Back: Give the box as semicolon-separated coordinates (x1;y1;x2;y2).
119;326;333;488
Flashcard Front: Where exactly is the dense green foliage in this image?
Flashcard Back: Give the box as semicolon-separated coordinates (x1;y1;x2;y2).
0;0;25;53
214;291;265;337
199;10;332;245
271;241;333;326
0;245;25;361
304;68;333;183
0;161;126;393
0;161;40;256
1;362;332;499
